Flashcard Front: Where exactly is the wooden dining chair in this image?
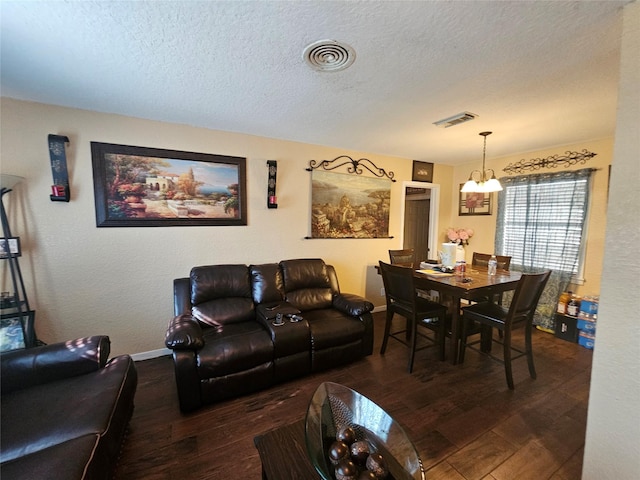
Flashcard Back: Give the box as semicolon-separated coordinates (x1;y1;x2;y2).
471;252;513;309
388;249;416;268
472;252;512;271
379;261;448;372
458;270;552;389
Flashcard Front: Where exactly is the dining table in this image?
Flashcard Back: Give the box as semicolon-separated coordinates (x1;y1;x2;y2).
413;265;522;364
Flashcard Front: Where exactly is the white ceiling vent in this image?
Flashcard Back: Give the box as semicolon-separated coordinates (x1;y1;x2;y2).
433;112;478;128
303;40;355;72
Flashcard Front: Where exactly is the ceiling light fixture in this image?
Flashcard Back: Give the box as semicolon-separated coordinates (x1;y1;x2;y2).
303;39;355;72
433;111;478;128
461;131;503;193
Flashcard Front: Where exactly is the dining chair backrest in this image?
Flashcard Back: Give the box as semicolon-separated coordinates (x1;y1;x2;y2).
472;252;512;271
389;249;415;268
379;261;415;310
507;270;552;325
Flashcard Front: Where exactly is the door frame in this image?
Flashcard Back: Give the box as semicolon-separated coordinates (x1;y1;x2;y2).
399;181;440;261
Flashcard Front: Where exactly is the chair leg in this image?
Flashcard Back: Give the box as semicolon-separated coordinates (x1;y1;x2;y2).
438;314;446;361
525;322;537;380
408;317;417;373
503;329;514;390
458;316;469;363
380;310;393;354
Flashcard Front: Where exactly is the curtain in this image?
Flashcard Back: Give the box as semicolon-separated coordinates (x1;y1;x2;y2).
495;168;595;330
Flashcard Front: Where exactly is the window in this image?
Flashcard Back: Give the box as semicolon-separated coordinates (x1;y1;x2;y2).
496;168;594;283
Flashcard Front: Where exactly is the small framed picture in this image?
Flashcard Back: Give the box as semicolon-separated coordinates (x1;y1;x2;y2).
412;161;434;183
0;237;21;259
0;311;35;352
459;185;492;216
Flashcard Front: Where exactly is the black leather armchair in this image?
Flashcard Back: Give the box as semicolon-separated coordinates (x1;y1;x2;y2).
165;259;374;412
0;336;137;480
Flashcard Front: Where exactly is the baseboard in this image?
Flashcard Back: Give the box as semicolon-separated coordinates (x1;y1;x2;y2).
130;348;172;361
372;305;386;313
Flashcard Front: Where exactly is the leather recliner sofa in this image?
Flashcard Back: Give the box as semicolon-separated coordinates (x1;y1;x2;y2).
0;336;137;480
165;258;374;412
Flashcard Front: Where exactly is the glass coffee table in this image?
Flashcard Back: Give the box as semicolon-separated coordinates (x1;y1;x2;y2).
254;382;425;480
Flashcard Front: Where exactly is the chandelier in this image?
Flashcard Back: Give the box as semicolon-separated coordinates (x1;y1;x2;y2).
461;131;503;193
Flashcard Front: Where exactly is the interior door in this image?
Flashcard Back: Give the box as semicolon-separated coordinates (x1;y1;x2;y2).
400;182;439;263
403;196;430;260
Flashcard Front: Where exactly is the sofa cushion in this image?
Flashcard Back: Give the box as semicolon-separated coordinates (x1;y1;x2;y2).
190;264;254;326
197;322;273;378
250;263;284;304
280;259;333;310
192;297;255;327
190;264;251;304
303;309;366;350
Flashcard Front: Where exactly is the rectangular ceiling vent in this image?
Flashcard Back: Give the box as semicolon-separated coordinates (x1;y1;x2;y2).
433;111;478;128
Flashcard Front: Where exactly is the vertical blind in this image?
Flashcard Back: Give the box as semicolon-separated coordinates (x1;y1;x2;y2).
496;168;594;274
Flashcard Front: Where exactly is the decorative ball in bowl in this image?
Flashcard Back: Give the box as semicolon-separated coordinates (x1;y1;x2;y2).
304;382;426;480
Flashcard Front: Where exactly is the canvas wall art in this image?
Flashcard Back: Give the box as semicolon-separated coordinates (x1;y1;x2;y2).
310;170;391;238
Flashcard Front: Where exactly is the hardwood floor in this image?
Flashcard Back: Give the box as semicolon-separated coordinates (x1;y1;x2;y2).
116;312;593;479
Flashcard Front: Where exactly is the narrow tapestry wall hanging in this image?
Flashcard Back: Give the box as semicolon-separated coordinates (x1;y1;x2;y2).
310;170;391;238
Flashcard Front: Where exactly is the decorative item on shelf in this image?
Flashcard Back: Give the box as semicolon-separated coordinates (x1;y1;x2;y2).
461;131;502;193
503;150;597;175
306;155;395;182
48;134;71;202
0;237;21;259
267;160;278;209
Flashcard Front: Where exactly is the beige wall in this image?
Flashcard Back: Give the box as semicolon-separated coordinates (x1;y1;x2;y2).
1;97;456;356
583;1;640;477
449;137;613;297
0;97;614;356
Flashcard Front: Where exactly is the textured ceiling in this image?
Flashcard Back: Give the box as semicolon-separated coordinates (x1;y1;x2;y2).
0;0;629;165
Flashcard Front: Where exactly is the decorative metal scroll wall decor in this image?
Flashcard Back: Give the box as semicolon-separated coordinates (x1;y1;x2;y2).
306;155;396;182
503;150;597;175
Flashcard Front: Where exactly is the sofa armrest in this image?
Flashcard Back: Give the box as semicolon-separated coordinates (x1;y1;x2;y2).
165;314;205;351
0;335;111;394
332;293;374;316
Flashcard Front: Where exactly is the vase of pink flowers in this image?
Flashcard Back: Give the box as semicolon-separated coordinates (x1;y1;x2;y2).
446;228;474;262
447;227;474;246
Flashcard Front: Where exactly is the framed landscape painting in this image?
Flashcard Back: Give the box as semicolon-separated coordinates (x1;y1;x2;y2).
91;142;247;227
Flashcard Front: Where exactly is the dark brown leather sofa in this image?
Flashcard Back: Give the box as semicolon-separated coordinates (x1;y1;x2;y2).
0;336;137;480
165;258;374;412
